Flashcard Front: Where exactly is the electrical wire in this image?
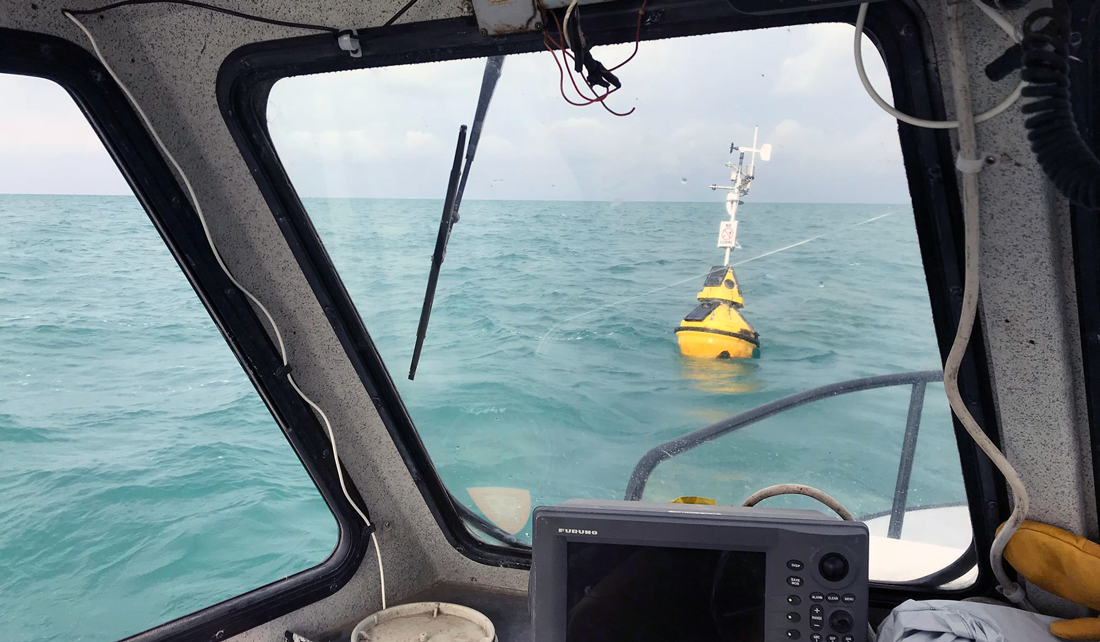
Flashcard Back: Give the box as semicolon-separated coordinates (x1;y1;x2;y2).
941;0;1031;610
547;1;642;115
544;24;615;107
608;0;648;73
544;39;609;107
560;0;646;81
545;7;635;116
547;11;612;104
562;0;581;52
65;0;422;33
65;0;340;33
594;87;634;117
546;17;625;110
854;2;1025;130
971;0;1021;42
63;9;388;611
382;0;421;27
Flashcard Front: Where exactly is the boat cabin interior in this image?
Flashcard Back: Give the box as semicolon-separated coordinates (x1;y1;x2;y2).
2;0;1100;640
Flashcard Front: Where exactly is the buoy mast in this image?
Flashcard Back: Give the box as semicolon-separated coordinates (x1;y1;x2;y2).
710;126;772;265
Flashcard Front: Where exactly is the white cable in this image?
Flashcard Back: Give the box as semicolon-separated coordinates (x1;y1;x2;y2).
63;10;387;611
941;1;1031;609
288;374;387;610
854;2;1025;130
562;0;581;53
970;0;1021;42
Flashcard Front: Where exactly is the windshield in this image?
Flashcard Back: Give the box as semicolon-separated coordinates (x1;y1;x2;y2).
268;23;971;583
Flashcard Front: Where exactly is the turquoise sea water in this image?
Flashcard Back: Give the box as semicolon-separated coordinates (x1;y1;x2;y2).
305;198;965;525
0;195;966;642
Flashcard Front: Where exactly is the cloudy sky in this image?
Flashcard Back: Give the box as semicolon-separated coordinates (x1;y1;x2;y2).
1;22;907;203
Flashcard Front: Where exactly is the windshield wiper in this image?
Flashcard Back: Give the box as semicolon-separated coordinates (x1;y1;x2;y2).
409;55;505;380
408;125;465;381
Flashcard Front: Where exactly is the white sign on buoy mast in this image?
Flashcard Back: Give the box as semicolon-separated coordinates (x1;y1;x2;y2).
710;126;772;266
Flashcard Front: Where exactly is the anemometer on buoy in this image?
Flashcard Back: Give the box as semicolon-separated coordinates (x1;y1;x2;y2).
711;128;773;266
675;127;772;359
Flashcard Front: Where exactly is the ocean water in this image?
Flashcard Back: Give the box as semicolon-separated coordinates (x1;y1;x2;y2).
0;194;967;642
304;198;966;529
0;195;335;642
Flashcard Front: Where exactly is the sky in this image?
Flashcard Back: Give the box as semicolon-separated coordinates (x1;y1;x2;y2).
0;22;907;203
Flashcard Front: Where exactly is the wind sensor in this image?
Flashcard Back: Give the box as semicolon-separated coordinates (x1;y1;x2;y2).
711;128;772;266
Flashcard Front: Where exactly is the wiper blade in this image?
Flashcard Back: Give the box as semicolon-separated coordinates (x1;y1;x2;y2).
408;56;505;380
409;125;466;380
453;55;505;220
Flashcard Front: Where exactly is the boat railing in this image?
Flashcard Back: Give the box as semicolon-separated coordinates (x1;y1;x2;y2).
460;369;975;585
623;370;945;542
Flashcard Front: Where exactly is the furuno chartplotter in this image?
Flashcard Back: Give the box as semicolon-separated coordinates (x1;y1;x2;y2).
531;500;870;642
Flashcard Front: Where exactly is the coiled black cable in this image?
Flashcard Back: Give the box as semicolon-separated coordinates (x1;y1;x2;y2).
1020;7;1100;208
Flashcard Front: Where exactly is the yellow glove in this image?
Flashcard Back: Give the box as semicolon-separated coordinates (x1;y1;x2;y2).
1000;520;1100;640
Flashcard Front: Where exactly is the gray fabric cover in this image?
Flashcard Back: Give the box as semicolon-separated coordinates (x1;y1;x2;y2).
876;600;1062;642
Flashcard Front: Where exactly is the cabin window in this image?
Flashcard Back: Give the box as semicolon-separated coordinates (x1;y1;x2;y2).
0;73;338;641
266;23;973;586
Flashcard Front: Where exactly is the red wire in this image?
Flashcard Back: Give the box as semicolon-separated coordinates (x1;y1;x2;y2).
595;88;635;117
609;0;647;72
544;31;606;107
544;1;641;116
544;37;606;107
544;29;573;60
543;28;571;60
550;9;609;105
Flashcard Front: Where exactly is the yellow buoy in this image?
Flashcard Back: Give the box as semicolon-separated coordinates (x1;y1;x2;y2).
676;266;759;359
677;127;770;359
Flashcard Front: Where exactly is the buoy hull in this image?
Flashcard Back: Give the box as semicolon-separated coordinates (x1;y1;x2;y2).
676;329;758;358
676;301;759;359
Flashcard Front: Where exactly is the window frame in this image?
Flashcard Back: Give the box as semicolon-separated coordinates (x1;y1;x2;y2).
216;0;1007;603
0;27;371;642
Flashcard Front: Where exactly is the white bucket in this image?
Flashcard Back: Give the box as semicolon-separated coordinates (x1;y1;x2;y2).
350;602;496;642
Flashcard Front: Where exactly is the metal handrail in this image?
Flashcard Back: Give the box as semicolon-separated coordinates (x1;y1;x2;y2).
624;370;944;542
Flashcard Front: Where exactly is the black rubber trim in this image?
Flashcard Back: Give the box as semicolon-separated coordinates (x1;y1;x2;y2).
674;326;761;346
215;0;1007;605
1066;0;1100;531
0;27;369;642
